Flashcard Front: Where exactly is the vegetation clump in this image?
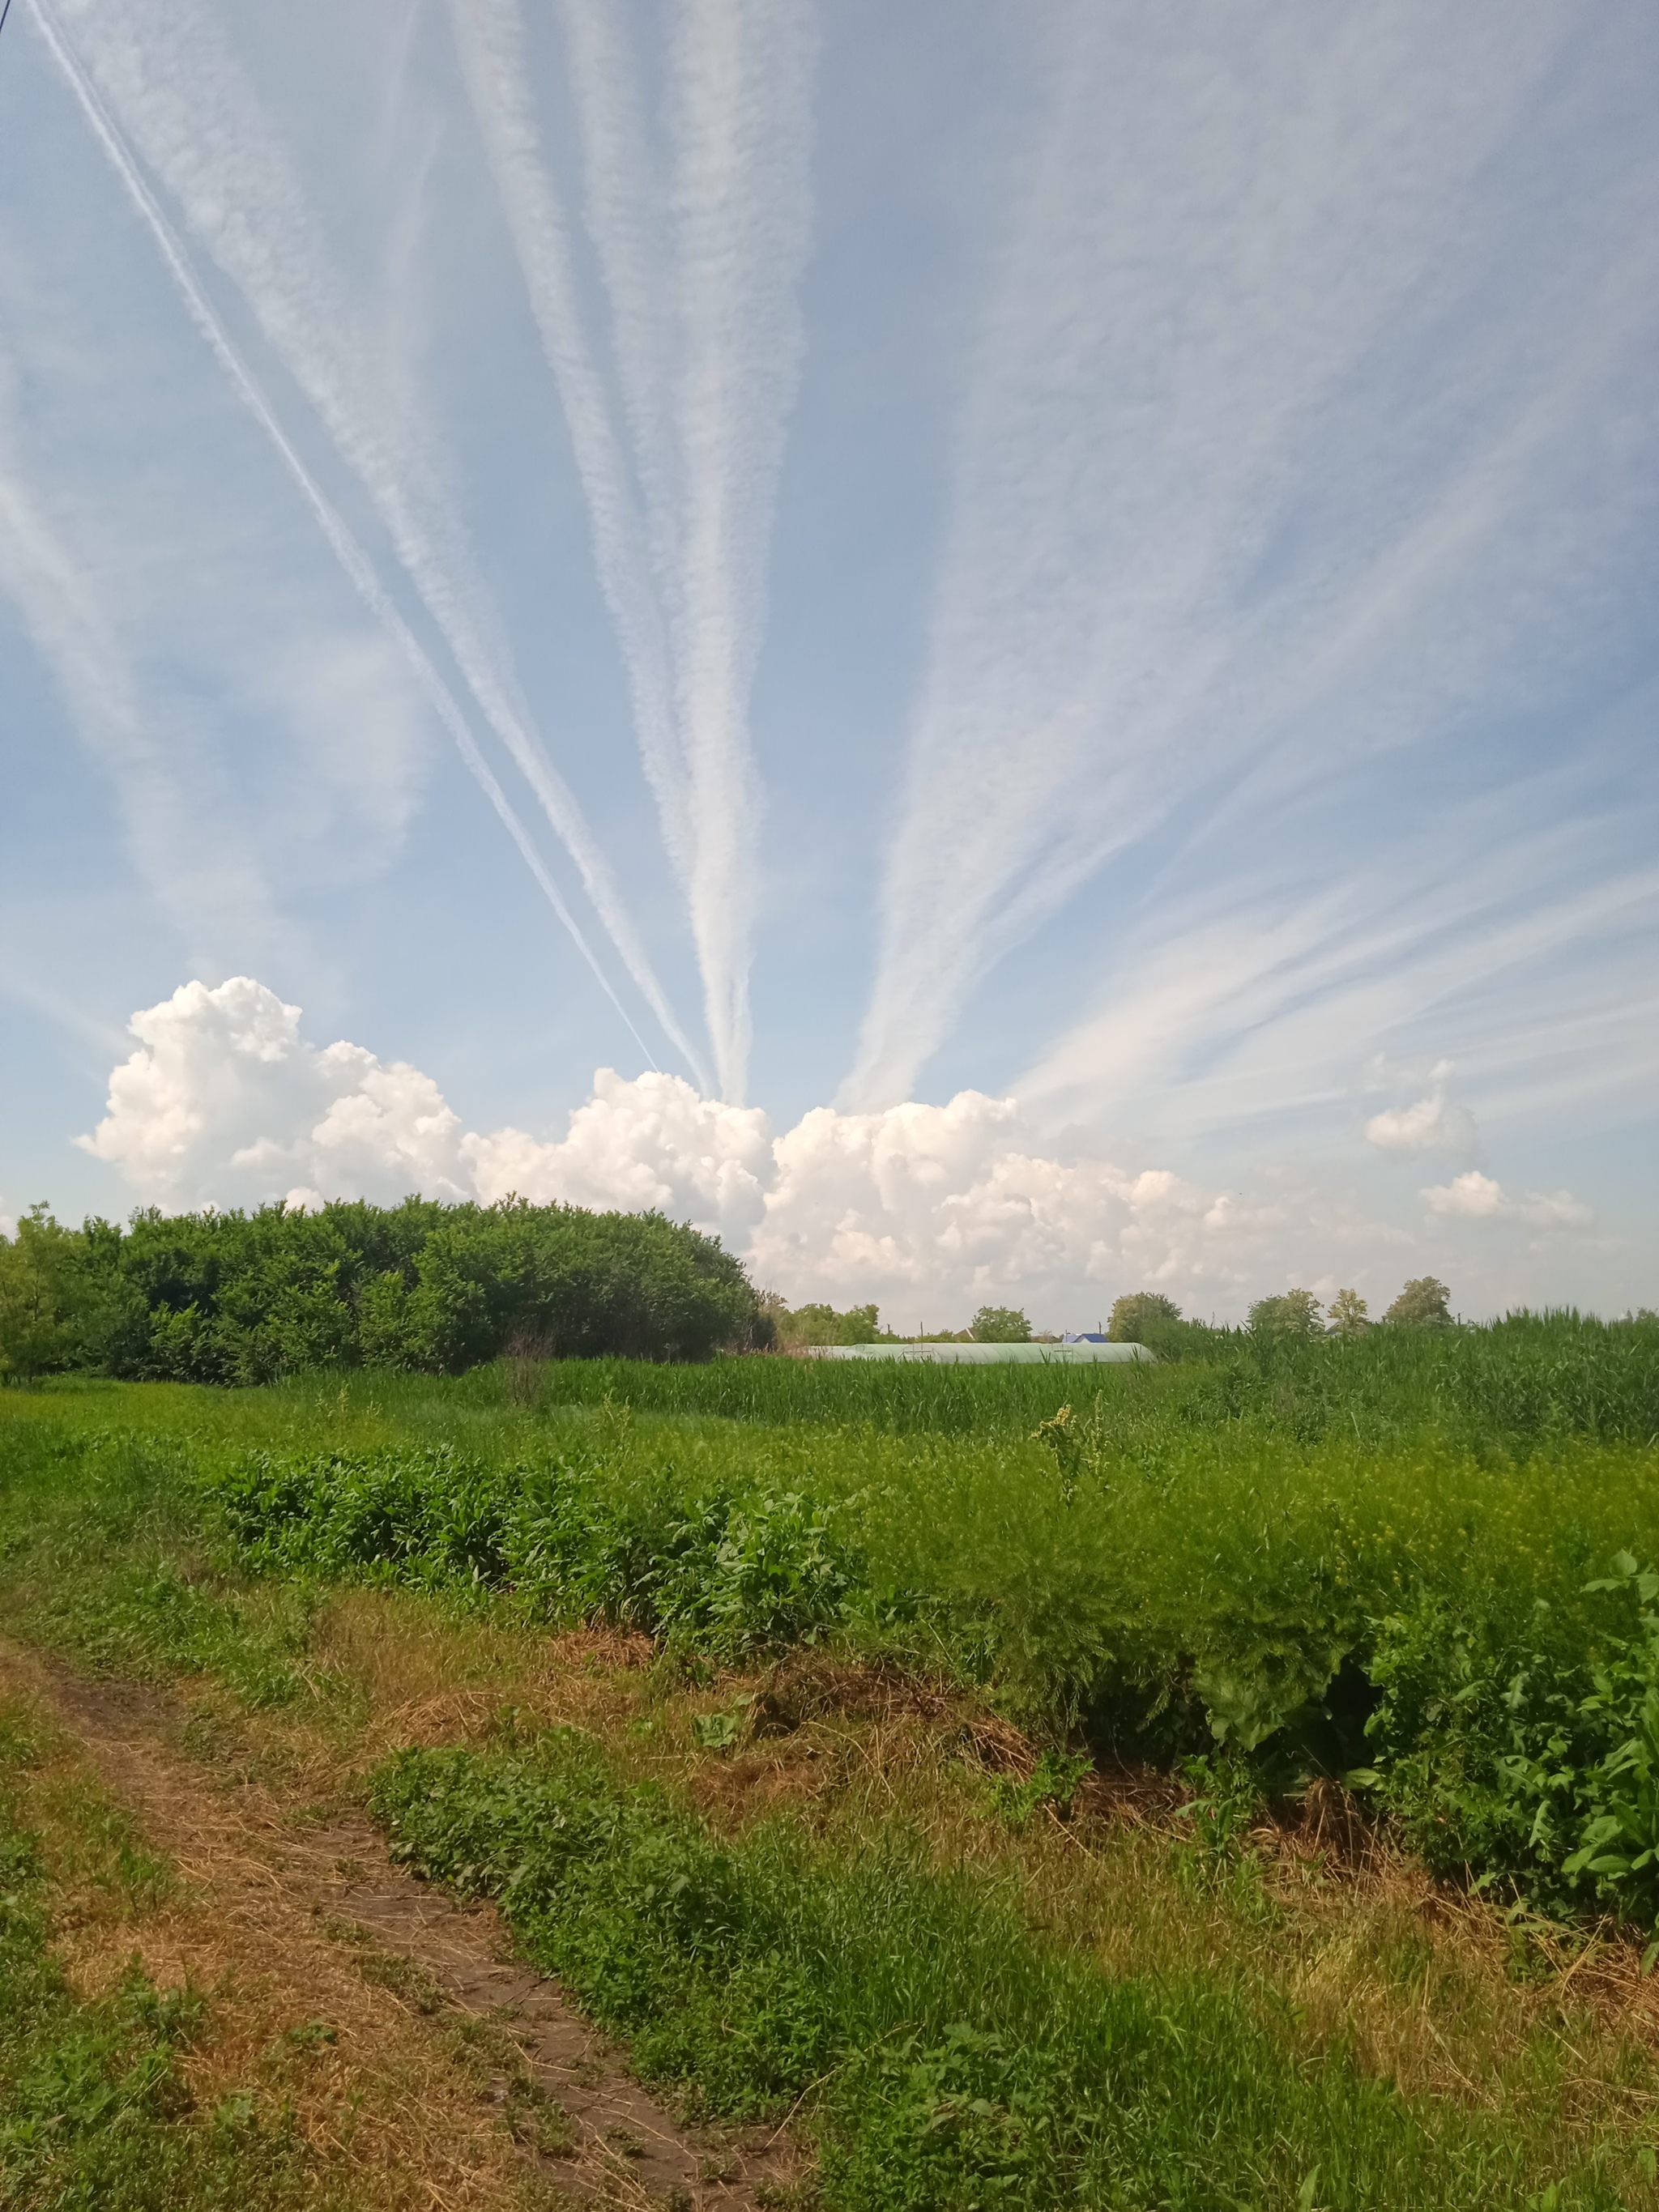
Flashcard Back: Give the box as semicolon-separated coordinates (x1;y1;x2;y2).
0;1196;764;1383
369;1730;1604;2210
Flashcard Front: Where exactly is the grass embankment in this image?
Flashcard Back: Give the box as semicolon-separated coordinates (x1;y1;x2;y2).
2;1320;1658;2206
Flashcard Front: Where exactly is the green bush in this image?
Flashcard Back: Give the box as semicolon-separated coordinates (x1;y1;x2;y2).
6;1197;763;1384
367;1732;1627;2210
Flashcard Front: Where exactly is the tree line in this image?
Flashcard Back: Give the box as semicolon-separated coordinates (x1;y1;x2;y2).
0;1198;766;1384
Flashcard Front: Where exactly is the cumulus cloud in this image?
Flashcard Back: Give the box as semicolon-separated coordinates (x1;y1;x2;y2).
1422;1170;1592;1229
75;978;1307;1310
1365;1063;1478;1156
749;1097;1281;1312
464;1074;774;1250
76;978;1593;1318
77;978;471;1211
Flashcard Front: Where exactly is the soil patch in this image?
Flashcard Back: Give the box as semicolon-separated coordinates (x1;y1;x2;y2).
0;1639;804;2211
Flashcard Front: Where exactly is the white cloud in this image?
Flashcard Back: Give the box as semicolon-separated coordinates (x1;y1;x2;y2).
456;0;816;1102
68;976;1370;1320
847;2;1659;1108
1365;1063;1478;1155
38;0;701;1080
77;978;1604;1319
77;978;471;1210
463;1072;774;1247
1422;1169;1592;1229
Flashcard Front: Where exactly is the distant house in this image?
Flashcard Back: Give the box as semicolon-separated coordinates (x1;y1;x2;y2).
1063;1332;1108;1344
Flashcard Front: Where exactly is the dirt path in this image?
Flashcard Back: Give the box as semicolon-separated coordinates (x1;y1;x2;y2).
0;1641;801;2212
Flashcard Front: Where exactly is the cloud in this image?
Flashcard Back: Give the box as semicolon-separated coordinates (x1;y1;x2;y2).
464;1072;774;1247
37;0;701;1078
1365;1063;1477;1155
1422;1170;1592;1228
0;360;292;965
1012;808;1659;1152
77;978;471;1210
454;0;815;1103
846;2;1659;1108
78;975;1434;1321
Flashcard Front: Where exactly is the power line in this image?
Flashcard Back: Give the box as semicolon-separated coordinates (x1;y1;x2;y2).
0;0;14;43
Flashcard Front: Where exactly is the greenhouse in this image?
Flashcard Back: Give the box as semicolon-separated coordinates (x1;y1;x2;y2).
803;1340;1151;1364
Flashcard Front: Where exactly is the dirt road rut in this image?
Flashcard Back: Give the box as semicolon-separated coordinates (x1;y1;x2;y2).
0;1642;802;2212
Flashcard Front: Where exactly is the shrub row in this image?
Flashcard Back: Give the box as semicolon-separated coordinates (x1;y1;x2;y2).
1;1196;765;1384
208;1425;1659;1941
214;1442;856;1656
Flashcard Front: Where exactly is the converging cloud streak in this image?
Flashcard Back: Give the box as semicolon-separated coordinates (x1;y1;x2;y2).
550;0;817;1102
23;0;664;1066
39;0;704;1077
846;0;1659;1110
2;5;1653;1315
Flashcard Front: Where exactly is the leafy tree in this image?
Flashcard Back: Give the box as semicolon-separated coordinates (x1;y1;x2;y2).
29;1195;765;1380
1327;1288;1370;1338
970;1305;1030;1343
0;1205;83;1383
774;1301;882;1348
1248;1288;1324;1338
1108;1292;1181;1343
1384;1276;1453;1328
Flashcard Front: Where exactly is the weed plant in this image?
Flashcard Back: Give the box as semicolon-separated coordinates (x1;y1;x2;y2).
369;1726;1640;2210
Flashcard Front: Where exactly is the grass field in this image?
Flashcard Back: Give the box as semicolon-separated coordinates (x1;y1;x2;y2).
3;1317;1659;2207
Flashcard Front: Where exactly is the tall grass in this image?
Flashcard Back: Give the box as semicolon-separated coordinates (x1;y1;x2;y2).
369;1727;1643;2211
482;1307;1659;1450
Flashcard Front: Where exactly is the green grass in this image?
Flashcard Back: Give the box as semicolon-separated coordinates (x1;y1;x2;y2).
367;1723;1659;2211
7;1330;1659;1925
6;1323;1659;2207
0;1707;323;2212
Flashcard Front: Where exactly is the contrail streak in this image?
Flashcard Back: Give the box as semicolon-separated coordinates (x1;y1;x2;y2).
26;0;661;1067
43;0;705;1080
842;0;1650;1112
447;0;689;874
463;0;817;1102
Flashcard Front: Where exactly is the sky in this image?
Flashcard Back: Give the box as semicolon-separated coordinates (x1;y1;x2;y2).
1;0;1655;1329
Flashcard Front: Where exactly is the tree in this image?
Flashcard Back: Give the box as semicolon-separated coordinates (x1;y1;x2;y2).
1248;1288;1324;1338
1108;1293;1181;1342
970;1305;1030;1343
1383;1276;1452;1328
1327;1288;1370;1338
0;1204;83;1383
773;1300;882;1348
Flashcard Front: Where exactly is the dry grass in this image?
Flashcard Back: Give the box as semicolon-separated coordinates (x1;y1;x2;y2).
0;1668;558;2212
19;1576;1659;2191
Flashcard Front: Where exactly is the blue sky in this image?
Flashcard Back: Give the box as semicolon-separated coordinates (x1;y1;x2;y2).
1;0;1654;1326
